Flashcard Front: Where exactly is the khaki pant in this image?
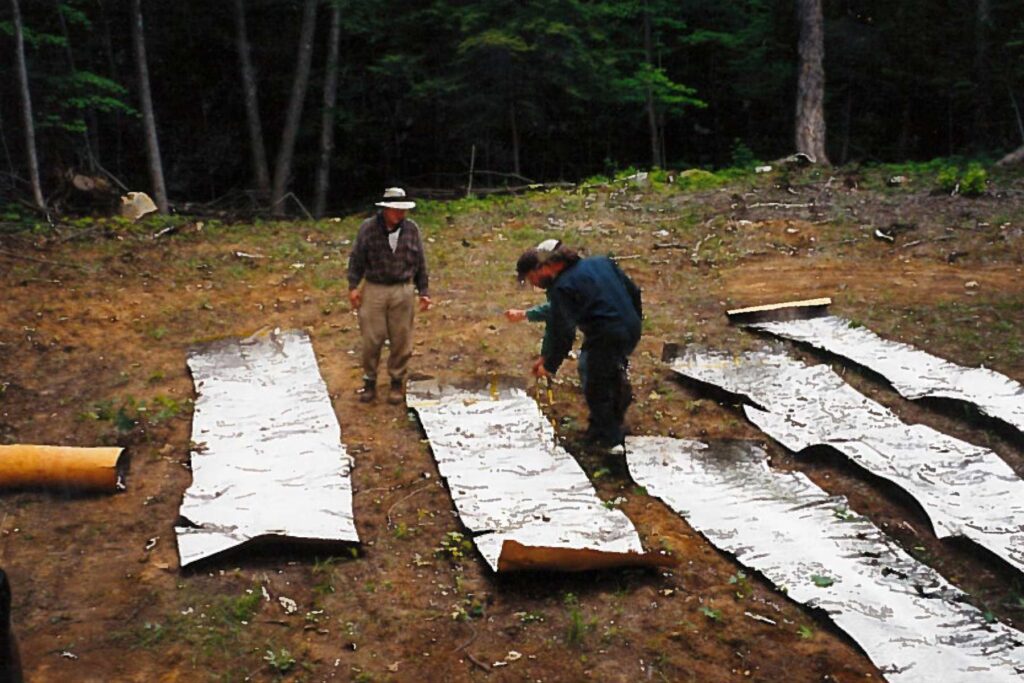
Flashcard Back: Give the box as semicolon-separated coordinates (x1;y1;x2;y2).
358;282;416;384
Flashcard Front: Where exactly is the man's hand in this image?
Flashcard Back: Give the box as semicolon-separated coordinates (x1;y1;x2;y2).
348;289;362;310
531;356;551;378
418;295;432;312
504;308;527;323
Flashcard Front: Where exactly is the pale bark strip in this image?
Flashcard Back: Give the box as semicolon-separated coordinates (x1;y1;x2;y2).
130;0;168;213
233;0;271;199
313;0;342;218
271;0;318;217
11;0;45;209
794;0;829;165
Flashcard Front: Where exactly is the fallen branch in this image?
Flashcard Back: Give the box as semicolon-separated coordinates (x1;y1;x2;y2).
652;242;687;250
385;482;435;528
465;653;490;672
748;202;814;209
270;191;314;220
691;234;712;264
452;624;489;671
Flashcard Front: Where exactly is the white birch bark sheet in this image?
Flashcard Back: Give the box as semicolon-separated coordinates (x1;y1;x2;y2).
626;436;1024;681
177;329;358;566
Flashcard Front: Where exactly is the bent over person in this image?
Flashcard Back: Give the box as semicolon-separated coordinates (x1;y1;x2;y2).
347;187;431;404
515;244;642;449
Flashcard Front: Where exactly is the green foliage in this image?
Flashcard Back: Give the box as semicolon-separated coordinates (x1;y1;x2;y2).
566;605;587;645
263;648;296;674
961;163;988;196
434;531;474;561
698;605;722;621
937;165;961;193
228;589;262;623
515;610;545;624
137;621;169;647
936;162;988;196
675;169;726;191
730;140;758;169
615;62;706;114
81;394;189;431
562;592;591;646
729;570;752;599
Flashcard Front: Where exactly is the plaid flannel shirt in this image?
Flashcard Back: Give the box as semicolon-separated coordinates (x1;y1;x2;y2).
346;213;429;296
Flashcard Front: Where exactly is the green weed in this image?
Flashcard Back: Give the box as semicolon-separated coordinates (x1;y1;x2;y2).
435;531;474;562
699;605;722;622
263;647;296;674
729;571;752;600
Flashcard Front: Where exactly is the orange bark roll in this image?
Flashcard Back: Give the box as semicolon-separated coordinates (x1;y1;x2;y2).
0;445;125;492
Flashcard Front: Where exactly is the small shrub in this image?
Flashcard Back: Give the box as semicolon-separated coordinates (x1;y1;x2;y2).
263;648;296;673
434;531;474;561
936;162;987;196
676;168;724;191
960;163;987;196
730;139;757;169
937;165;960;193
699;605;722;621
729;571;752;599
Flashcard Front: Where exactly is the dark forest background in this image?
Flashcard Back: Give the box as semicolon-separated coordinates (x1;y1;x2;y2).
2;0;1023;215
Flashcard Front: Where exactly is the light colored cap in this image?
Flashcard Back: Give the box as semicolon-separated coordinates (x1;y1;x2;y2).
375;187;416;210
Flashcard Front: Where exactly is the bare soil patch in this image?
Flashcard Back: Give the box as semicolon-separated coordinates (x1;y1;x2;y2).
1;170;1023;681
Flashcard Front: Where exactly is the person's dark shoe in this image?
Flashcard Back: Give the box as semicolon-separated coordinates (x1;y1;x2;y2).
582;428;625;452
387;379;405;405
359;380;376;403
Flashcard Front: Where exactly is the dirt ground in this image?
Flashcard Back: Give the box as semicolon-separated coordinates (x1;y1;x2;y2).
1;166;1023;682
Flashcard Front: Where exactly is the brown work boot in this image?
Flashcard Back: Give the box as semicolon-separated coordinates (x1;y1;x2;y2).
358;380;376;403
387;379;405;405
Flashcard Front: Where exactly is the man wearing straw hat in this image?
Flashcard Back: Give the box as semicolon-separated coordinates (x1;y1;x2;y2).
347;187;431;405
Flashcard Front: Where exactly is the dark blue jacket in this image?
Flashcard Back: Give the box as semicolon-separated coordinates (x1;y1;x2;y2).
543;256;642;374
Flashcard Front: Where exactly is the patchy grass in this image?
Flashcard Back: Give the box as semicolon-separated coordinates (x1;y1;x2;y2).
2;161;1024;681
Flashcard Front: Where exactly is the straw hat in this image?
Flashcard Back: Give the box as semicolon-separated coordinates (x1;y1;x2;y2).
375;187;416;210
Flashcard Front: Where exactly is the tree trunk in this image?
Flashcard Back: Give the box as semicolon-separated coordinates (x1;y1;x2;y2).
643;1;662;168
509;100;520;177
100;0;123;175
233;0;271;200
794;0;829;165
11;0;45;209
0;108;15;177
313;0;342;218
897;97;912;158
839;86;852;164
972;0;992;151
131;0;168;213
271;0;318;217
